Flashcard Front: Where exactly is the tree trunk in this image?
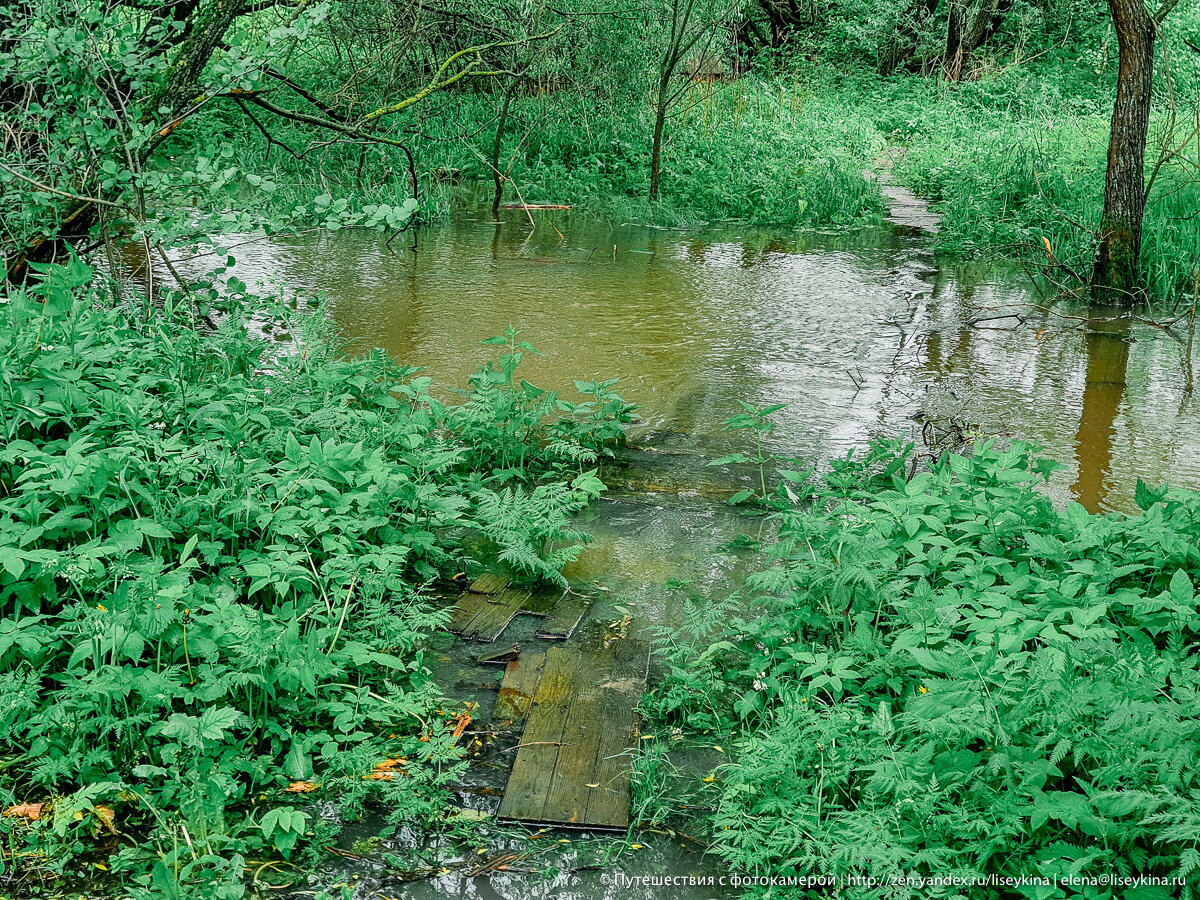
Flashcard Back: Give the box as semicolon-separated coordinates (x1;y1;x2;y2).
879;0;938;76
944;0;1011;80
1091;0;1155;305
5;0;246;283
492;87;514;213
649;86;669;201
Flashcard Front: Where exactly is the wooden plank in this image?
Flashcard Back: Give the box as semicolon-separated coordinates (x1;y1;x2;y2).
522;587;565;617
538;651;607;826
458;588;529;642
447;591;492;634
478;645;522;666
535;596;590;640
493;652;546;722
585;639;651;829
469;573;511;595
498;641;649;831
497;647;579;822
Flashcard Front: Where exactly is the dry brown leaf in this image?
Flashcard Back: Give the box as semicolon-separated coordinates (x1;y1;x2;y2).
93;804;117;834
3;803;43;821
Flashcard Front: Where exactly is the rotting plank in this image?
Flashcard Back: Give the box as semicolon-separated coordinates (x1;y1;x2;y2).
498;641;649;831
584;639;651;828
522;587;564;617
453;588;530;642
493;651;546;722
535;596;590;640
496;646;579;822
447;591;492;634
478;645;522;666
469;573;511;595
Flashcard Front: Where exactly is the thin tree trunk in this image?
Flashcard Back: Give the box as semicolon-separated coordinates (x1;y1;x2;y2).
649;85;669;201
492;87;514;213
945;0;1011;80
1091;0;1155;305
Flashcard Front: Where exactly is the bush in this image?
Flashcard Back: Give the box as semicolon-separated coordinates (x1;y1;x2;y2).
653;440;1200;896
0;261;630;897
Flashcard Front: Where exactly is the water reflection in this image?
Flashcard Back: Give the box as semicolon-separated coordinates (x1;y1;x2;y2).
1070;316;1131;513
170;210;1200;898
180;211;1200;514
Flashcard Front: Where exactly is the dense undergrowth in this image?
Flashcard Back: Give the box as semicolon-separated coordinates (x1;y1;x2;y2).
0;262;632;897
649;440;1200;897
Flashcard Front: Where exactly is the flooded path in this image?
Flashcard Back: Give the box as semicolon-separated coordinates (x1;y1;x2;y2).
191;206;1200;898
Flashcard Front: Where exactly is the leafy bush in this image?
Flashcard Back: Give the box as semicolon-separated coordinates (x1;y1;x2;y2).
653;440;1200;896
0;262;629;896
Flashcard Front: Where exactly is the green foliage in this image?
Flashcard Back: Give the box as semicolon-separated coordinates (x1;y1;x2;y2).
446;325;637;483
0;261;627;895
653;440;1200;894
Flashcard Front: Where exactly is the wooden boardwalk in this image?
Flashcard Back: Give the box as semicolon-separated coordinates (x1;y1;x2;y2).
497;641;649;831
447;575;585;643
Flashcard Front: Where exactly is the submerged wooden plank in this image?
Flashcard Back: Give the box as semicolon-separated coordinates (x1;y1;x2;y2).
522;587;565;617
493;651;546;722
478;645;522;666
497;647;579;822
498;641;649;831
458;588;530;642
535;596;590;640
447;591;492;635
469;573;511;595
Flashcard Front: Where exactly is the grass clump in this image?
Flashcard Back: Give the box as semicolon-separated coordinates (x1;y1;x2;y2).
651;440;1200;894
0;261;632;897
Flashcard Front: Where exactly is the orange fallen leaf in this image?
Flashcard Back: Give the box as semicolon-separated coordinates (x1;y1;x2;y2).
285;781;320;793
93;804;117;834
3;803;43;821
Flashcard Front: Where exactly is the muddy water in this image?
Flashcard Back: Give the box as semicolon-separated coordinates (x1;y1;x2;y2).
198;208;1200;898
203;211;1200;515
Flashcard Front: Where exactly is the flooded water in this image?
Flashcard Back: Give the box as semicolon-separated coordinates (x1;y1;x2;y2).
185;206;1200;898
195;209;1200;516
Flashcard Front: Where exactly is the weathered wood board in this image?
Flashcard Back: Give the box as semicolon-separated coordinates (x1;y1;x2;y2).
469;573;511;595
493;651;547;722
449;588;530;642
522;587;565;617
535;596;590;640
497;641;649;831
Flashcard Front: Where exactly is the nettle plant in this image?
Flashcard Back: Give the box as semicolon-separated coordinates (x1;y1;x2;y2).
0;264;629;897
653;440;1200;896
